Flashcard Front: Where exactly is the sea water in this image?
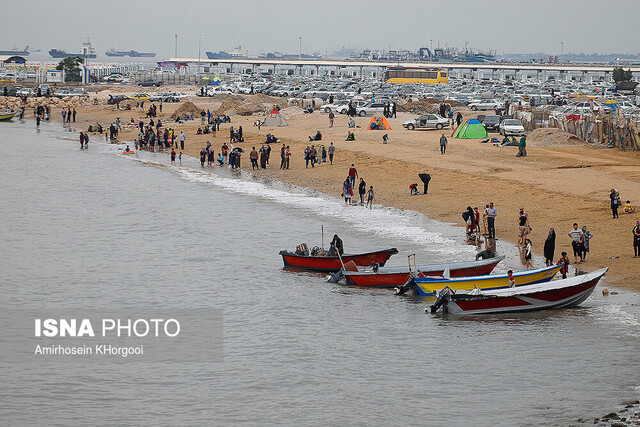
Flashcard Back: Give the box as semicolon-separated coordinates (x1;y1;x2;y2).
1;121;639;426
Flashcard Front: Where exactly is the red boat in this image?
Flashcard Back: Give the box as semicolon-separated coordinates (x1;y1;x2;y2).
341;256;505;288
429;268;607;315
279;248;398;272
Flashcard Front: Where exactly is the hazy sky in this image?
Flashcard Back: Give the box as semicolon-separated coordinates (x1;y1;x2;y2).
4;0;639;58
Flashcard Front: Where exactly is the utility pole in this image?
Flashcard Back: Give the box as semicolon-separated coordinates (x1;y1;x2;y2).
174;33;178;58
198;36;202;74
299;36;302;60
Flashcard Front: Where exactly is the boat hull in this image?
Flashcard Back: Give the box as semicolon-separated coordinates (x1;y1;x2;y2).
280;248;398;272
344;256;505;288
414;264;563;296
440;268;607;315
0;112;17;121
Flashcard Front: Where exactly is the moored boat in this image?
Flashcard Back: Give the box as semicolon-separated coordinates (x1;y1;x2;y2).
428;268;607;315
0;111;17;121
280;247;398;272
341;256;505;288
412;264;563;296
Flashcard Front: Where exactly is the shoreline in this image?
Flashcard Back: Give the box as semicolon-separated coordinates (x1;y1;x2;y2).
31;91;640;291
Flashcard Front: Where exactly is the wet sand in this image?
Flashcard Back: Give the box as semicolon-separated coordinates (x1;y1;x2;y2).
50;91;640;290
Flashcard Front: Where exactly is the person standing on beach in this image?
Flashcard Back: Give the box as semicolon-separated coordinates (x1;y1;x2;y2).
456;112;463;127
280;144;286;169
524;238;533;269
366;186;374;209
610;189;619;218
439;133;447;155
67;108;71;123
557;251;570;279
343;178;353;205
516;135;527;157
72;108;76;123
568;223;584;264
486;202;497;239
180;131;185;150
517;206;530;247
250;147;259;170
348;164;358;188
309;145;317;168
79;132;85;149
329;111;335;128
284;146;291;169
581;225;593;261
358;178;367;205
328;142;335;165
633;221;640;257
170;149;176;166
61;109;66;123
543;227;556;266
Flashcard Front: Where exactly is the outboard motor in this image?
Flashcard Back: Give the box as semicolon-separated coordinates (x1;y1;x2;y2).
394;277;417;295
428;286;454;313
327;269;344;284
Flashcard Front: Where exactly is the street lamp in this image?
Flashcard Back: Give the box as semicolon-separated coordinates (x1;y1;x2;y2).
299;36;302;60
198;36;202;74
174;33;178;58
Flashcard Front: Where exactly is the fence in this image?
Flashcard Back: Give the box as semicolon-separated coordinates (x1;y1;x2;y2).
515;109;640;150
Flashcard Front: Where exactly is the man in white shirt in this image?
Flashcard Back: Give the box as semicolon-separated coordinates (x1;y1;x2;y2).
568;223;584;263
486;202;497;239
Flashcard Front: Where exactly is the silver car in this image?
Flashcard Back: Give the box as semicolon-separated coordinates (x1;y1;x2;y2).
403;114;450;130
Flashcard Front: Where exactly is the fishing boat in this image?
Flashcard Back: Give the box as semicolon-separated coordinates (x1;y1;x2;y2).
280;245;398;272
336;256;505;288
0;111;17;121
411;264;564;296
428;268;607;315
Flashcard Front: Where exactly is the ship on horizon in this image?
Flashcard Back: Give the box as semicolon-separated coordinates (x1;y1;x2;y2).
105;48;156;58
49;41;97;59
0;46;30;56
205;46;248;60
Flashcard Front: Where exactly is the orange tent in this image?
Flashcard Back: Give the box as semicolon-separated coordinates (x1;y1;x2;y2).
367;115;391;130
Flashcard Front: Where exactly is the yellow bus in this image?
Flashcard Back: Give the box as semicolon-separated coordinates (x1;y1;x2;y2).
384;67;448;84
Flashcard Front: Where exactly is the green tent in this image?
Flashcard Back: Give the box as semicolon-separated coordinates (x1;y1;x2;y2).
452;119;488;139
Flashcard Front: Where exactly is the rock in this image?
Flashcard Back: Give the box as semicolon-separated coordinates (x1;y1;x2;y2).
602;289;609;295
611;291;619;295
622;400;640;405
602;412;619;421
611;423;626;427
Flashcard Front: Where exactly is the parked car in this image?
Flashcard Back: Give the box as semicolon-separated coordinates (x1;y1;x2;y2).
149;92;180;102
54;88;73;98
482;115;502;132
320;100;349;113
17;87;34;97
103;74;126;83
403;114;450;130
499;119;525;136
69;88;89;97
356;102;386;117
6;86;22;96
336;100;367;114
130;93;150;100
468;99;504;111
139;79;162;87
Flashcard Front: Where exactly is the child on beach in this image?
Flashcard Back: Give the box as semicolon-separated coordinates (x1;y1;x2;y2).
524;238;533;269
179;152;182;165
366;186;374;209
508;270;515;288
170;149;176;166
134;140;139;153
557;251;570;279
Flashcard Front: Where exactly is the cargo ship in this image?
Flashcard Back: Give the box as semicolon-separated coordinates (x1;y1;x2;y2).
49;41;96;59
105;49;156;58
0;46;30;56
206;46;248;59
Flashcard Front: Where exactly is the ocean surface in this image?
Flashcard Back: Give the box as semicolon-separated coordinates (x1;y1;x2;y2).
1;120;639;426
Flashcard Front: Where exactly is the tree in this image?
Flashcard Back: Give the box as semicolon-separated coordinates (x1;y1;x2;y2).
612;67;633;82
56;56;84;72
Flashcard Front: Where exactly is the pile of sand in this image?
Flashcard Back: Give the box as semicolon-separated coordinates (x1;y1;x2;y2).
170;101;202;119
214;94;288;116
280;106;305;119
398;100;439;115
526;127;585;146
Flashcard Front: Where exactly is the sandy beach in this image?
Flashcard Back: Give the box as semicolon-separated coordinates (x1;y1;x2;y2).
35;88;640;290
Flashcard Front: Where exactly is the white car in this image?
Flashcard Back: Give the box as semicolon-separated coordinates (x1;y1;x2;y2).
336;100;367;114
403;114;450;130
499;119;525;136
356;102;386;117
468;99;504;111
320;100;348;113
